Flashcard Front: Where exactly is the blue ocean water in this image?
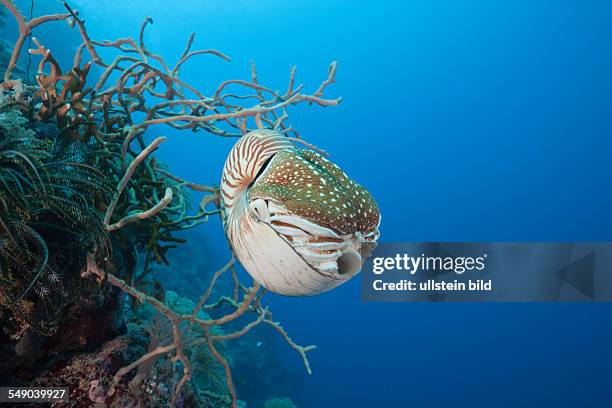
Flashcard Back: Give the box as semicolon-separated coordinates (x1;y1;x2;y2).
4;0;612;406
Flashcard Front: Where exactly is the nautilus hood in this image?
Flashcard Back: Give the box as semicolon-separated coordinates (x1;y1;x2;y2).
249;149;380;236
220;129;380;296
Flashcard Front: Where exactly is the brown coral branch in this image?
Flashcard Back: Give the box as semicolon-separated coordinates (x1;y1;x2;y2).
158;170;217;193
83;254;188;406
192;283;260;327
138;17;171;73
72;43;86;70
206;326;238;408
83;253;312;407
264;319;317;375
129;327;163;389
134;90;341;130
83;254;177;318
284;66;297;99
106;187;174;232
115;343;176;382
177;33;195;64
173;49;230;76
230;265;240;301
169;321;191;408
95;55;140;91
62;2;105;66
250;60;265;101
91;38;147;64
213;79;275;100
104;136;166;227
192;256;236;315
29;37;61;78
314;60;339;97
1;0;70;81
213;306;268;341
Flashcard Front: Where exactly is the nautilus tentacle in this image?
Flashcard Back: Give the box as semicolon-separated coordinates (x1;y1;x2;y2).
220;129;380;296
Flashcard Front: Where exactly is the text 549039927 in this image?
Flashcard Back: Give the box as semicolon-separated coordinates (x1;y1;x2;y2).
0;387;69;403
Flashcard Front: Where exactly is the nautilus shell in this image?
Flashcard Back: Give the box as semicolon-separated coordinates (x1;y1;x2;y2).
220;129;380;296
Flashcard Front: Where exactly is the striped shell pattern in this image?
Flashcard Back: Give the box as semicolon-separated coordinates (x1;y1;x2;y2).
220;129;380;296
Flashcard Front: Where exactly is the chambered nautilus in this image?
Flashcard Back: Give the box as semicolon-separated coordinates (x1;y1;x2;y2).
220;129;381;296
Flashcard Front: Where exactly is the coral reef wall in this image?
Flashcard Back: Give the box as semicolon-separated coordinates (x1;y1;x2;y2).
0;1;339;406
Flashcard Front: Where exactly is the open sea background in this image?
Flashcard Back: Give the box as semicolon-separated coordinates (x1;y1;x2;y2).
3;0;612;406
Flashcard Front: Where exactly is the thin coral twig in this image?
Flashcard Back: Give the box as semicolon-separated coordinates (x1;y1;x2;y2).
62;2;105;66
264;319;317;375
192;256;236;315
104;136;166;227
286;136;330;157
106;187;173;232
314;61;339;97
206;326;237;408
158;170;217;193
